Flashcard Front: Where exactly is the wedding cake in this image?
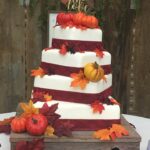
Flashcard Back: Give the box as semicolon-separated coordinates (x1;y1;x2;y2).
32;12;120;131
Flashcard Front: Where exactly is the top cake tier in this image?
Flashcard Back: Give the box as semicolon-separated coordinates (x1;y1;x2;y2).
51;27;103;52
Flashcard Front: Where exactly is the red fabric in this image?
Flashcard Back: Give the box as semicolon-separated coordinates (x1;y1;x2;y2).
40;62;112;76
52;38;104;52
57;119;121;131
32;87;112;104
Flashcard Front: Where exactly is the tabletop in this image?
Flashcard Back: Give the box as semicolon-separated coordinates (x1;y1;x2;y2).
0;112;150;150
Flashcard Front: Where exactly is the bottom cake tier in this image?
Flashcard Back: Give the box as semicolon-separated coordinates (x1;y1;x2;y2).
34;100;120;131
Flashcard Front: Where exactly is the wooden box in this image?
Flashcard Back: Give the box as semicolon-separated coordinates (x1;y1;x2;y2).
10;116;141;150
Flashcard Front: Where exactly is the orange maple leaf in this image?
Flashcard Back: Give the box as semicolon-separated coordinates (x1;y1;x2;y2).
91;101;105;113
0;117;15;125
70;70;89;89
110;124;129;138
44;94;52;102
108;96;120;105
93;129;111;140
44;125;55;137
94;48;104;58
31;67;45;77
19;100;39;118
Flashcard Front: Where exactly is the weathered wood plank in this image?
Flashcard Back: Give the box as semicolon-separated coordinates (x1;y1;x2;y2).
0;0;25;112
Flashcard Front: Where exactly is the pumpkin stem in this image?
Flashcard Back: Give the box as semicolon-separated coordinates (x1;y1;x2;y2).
94;61;99;69
32;118;38;124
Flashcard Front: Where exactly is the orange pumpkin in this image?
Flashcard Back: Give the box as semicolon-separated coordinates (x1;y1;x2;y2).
11;117;26;133
84;62;104;82
73;12;85;26
84;15;99;28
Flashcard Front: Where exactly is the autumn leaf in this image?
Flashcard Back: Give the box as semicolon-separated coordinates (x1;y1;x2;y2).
108;96;120;105
93;129;111;140
70;70;89;89
110;124;129;138
39;103;61;126
59;44;67;55
44;126;55;137
0;116;15;125
20;100;39;118
54;121;74;137
94;48;104;58
44;94;52;102
91;101;105;113
32;91;44;103
31;67;45;77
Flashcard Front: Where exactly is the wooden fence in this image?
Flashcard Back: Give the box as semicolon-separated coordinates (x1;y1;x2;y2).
0;0;149;117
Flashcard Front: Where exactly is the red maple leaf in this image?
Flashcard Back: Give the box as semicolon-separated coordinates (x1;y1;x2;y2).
54;121;74;137
32;91;44;103
59;44;67;55
0;125;11;134
94;48;104;58
91;100;105;113
39;103;61;126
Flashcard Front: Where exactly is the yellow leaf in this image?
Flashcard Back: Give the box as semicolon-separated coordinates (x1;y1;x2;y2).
19;100;39;118
44;94;52;102
44;126;55;137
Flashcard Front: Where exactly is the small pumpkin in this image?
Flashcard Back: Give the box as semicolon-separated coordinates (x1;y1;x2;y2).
82;15;99;28
84;62;104;82
11;116;26;133
73;12;85;26
56;13;65;25
26;114;48;136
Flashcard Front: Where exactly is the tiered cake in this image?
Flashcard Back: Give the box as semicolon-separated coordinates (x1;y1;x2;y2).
32;13;120;131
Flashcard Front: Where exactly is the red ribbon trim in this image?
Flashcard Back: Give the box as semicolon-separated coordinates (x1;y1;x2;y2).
52;38;104;52
56;119;121;131
40;62;111;76
33;87;112;104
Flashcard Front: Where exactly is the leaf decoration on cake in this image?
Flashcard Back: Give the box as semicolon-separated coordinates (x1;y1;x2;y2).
20;100;39;118
39;103;61;126
94;48;104;58
91;100;105;113
0;116;15;125
44;94;52;102
54;121;74;137
93;129;111;140
32;91;44;103
70;70;89;89
31;67;45;77
108;96;120;105
44;125;55;137
93;124;129;141
110;124;129;138
59;44;67;55
15;138;44;150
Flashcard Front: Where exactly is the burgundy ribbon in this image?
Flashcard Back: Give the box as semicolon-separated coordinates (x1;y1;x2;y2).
33;87;112;104
56;119;121;131
52;38;104;52
40;62;111;76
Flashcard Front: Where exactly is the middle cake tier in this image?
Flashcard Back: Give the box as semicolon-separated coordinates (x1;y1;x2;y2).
33;74;112;104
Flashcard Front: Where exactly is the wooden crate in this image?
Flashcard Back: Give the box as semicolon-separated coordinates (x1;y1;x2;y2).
10;116;141;150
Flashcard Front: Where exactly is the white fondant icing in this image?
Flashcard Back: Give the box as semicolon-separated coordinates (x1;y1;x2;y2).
52;26;102;41
34;74;112;94
34;100;120;120
42;49;111;67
